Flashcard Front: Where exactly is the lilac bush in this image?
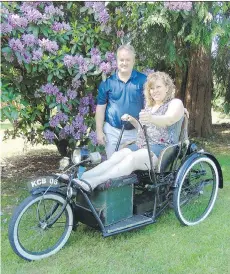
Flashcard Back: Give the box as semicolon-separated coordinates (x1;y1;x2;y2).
1;1;125;155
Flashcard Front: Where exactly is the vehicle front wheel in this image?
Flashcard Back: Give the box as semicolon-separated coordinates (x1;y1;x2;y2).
8;193;73;261
173;156;219;226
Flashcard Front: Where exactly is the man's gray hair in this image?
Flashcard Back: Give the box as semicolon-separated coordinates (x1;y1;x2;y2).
117;44;136;58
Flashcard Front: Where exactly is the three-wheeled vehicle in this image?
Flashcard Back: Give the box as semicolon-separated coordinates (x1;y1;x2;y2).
8;117;223;261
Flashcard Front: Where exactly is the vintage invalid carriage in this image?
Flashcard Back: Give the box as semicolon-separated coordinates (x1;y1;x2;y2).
8;117;223;261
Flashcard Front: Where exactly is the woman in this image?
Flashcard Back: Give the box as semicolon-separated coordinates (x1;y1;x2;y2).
74;71;185;192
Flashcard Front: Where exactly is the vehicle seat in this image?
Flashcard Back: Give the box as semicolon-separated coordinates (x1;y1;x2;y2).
155;115;189;173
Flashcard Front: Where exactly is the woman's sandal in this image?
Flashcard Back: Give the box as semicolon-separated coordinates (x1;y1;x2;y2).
72;178;93;193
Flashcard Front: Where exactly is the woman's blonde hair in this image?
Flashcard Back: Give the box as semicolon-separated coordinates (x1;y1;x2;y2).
144;71;175;107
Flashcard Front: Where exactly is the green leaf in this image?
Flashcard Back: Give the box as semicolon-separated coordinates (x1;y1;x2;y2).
117;19;122;28
67;2;72;9
71;44;77;55
2;47;12;53
47;74;53;82
49;102;57;109
80;7;88;13
24;63;31;73
32;26;39;38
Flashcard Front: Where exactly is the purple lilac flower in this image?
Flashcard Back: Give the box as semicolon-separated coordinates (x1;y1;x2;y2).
72;131;81;140
32;48;43;61
1;23;13;34
21;5;43;23
143;68;155;76
22;34;37;47
111;60;117;70
63;55;78;68
22;51;32;64
8;14;28;28
91;54;101;66
80;96;90;106
44;130;56;142
59;128;67;139
90;48;100;56
164;1;193;11
117;30;125;38
52;22;71;32
89;131;97;145
97;9;110;25
99;62;112;74
67;89;78;100
39;38;59;54
49;112;68;127
20;2;41;13
56;93;68;104
63;124;75;135
75;55;89;74
75;55;85;65
79;124;87;134
84;2;94;8
79;63;89;74
71;77;81;89
9;38;24;52
44;4;64;17
41;83;59;95
92;104;96;113
105;52;115;62
85;2;110;30
72;114;84;128
92;2;105;13
79;106;89;116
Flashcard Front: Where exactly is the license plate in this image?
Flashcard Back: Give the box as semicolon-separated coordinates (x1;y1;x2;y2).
27;176;59;191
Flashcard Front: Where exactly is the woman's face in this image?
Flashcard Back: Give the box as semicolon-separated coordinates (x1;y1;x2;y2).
149;79;168;104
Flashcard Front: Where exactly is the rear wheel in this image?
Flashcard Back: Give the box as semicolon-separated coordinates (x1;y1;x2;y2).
8;193;73;261
174;156;219;226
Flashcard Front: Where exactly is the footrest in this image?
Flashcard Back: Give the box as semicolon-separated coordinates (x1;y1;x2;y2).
105;215;153;234
95;173;139;191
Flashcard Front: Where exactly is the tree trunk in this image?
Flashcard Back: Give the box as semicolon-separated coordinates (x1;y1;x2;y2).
184;46;213;137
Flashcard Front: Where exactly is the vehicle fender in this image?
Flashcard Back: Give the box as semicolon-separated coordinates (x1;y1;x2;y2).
174;152;223;189
30;186;66;196
199;151;223;188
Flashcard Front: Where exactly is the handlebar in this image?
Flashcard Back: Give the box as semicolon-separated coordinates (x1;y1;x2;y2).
115;119;155;180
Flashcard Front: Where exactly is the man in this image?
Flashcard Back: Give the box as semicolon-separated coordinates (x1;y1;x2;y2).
96;44;147;158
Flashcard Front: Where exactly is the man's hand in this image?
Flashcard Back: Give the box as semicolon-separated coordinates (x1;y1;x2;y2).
96;130;106;146
121;114;134;122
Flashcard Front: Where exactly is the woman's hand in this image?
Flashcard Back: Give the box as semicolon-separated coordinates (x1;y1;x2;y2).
139;110;153;125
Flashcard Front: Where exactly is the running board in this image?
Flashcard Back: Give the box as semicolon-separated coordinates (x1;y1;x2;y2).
103;215;154;236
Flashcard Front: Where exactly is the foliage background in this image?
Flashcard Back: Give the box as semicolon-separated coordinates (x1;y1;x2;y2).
1;1;230;154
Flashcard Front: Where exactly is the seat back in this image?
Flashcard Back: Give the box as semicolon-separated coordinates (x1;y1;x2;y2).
156;114;189;173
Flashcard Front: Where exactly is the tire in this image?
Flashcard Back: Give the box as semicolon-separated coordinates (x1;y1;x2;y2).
173;156;219;226
8;193;73;261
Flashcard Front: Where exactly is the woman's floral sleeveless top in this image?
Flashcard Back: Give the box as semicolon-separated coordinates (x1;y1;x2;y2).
136;101;183;148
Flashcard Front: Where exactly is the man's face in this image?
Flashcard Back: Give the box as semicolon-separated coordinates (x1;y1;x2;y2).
117;49;135;74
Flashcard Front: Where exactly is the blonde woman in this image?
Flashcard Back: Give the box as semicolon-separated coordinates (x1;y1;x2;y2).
74;72;185;192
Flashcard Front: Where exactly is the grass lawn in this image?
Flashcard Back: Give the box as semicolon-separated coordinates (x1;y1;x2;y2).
1;130;230;274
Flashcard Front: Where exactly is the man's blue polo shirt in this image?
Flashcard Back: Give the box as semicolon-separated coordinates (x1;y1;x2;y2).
97;70;147;129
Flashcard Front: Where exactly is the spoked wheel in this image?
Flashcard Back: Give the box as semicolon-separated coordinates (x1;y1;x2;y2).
173;156;219;226
8;193;73;261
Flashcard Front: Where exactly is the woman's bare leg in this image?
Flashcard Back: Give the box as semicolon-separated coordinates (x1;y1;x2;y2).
82;148;132;179
79;149;158;190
